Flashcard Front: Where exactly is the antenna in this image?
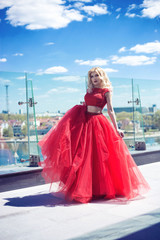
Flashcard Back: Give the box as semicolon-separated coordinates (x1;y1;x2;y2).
5;85;9;114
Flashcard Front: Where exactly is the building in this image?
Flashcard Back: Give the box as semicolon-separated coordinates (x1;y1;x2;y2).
37;125;52;135
19;109;23;114
103;105;157;114
113;107;149;114
36;112;64;117
12;124;22;137
2;110;9;114
149;104;157;113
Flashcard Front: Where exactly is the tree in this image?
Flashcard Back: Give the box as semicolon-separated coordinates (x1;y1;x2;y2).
134;111;142;121
153;110;160;130
0;113;26;121
3;126;14;137
3;128;8;137
21;125;27;136
116;112;133;122
143;115;153;130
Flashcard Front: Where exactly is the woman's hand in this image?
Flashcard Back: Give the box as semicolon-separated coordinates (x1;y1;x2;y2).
117;129;124;138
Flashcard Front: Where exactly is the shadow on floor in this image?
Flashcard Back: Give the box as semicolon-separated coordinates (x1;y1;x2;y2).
71;208;160;240
4;192;135;208
117;222;160;240
4;193;76;207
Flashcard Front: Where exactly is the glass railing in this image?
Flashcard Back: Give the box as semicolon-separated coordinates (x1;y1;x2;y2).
0;71;160;170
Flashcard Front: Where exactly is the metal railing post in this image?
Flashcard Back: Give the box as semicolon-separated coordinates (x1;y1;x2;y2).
25;73;30;157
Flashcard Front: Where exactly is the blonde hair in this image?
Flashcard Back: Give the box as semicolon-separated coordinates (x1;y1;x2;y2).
87;67;112;91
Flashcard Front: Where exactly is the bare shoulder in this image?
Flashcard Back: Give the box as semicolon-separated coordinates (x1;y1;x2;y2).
105;91;111;98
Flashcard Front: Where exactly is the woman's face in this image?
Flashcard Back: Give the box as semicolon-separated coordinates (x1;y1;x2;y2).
90;71;102;88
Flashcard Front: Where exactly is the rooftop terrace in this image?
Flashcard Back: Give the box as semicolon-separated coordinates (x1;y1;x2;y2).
0;156;160;240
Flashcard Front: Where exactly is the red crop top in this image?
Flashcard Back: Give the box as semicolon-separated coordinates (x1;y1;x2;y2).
84;87;110;109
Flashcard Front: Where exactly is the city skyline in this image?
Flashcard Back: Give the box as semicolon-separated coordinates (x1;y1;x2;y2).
0;71;160;113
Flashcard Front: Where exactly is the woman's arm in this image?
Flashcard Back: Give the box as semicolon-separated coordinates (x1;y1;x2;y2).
105;92;124;138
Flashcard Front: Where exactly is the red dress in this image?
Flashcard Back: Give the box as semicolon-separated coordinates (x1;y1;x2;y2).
38;87;150;203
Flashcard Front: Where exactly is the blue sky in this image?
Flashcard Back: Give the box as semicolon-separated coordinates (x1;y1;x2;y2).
0;0;160;113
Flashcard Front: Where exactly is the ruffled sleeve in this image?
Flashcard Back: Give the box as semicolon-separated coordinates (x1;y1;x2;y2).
103;87;111;94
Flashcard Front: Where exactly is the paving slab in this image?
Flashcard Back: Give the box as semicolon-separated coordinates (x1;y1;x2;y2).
0;162;160;240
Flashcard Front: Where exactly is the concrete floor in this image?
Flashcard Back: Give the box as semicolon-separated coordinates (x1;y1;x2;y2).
0;162;160;240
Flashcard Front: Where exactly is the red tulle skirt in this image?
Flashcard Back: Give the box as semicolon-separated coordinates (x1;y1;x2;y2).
38;105;150;203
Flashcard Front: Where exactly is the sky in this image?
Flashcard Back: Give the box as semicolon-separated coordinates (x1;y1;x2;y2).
0;0;160;113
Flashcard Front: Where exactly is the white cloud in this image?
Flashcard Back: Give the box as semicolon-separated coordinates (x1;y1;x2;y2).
16;76;25;80
87;17;92;22
36;94;49;100
68;0;92;2
125;12;136;18
48;87;79;94
114;84;131;89
2;0;84;30
141;0;160;18
18;87;38;91
154;88;160;91
0;0;12;9
37;66;68;75
0;0;109;30
125;4;138;18
13;53;23;56
116;8;121;12
0;77;11;84
126;0;160;19
73;2;84;9
45;42;55;46
0;58;7;62
127;4;137;12
82;3;109;16
75;58;108;66
116;14;120;19
141;89;147;92
103;68;118;73
52;75;82;82
37;85;80;101
112;55;157;66
119;47;126;53
130;41;160;54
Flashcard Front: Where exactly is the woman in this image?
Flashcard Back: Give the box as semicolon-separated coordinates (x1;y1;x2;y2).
38;67;150;203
